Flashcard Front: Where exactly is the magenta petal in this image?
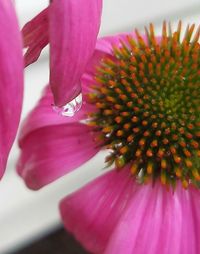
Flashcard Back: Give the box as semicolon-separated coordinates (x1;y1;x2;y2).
105;183;200;254
60;169;135;254
49;0;103;106
0;0;23;178
60;171;200;254
17;122;99;190
22;7;49;67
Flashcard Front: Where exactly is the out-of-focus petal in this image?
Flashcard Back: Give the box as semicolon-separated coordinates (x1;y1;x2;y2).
49;0;103;107
60;169;135;254
17;122;99;190
0;0;23;178
104;183;200;254
22;7;49;67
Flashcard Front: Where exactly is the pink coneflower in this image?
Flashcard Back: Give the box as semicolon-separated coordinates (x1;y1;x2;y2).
23;0;102;114
0;0;23;178
18;22;200;253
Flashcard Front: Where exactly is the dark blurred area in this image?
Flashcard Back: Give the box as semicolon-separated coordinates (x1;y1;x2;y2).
10;228;89;254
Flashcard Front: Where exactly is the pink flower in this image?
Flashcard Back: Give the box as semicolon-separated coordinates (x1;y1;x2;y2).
17;23;200;253
22;0;103;108
0;0;23;178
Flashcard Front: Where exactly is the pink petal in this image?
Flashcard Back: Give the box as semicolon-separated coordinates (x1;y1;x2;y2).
0;0;23;178
60;169;135;254
60;169;200;254
105;183;200;254
49;0;102;106
17;122;99;190
22;7;49;67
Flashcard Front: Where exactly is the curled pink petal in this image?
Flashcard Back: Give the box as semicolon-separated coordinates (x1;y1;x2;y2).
17;122;99;190
60;169;135;253
22;7;49;67
0;0;23;178
49;0;103;107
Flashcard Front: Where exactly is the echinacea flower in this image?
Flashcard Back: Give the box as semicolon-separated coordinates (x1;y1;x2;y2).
22;0;102;113
17;22;200;253
0;0;23;178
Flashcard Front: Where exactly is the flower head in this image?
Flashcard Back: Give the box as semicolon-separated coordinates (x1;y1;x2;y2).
0;0;23;178
87;22;200;189
18;22;200;253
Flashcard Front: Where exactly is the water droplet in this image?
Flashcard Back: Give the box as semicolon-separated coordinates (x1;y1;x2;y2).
52;92;82;117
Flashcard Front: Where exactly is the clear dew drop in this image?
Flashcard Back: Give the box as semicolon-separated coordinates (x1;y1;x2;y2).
52;92;83;117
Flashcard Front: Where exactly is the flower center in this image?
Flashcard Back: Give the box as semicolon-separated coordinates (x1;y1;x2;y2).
87;22;200;188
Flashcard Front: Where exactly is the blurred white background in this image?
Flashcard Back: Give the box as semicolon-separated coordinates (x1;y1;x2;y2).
0;0;200;253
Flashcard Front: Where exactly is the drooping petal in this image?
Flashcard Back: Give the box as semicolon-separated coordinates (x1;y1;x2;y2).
22;7;49;67
49;0;103;107
0;0;23;178
60;169;136;254
17;84;100;189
